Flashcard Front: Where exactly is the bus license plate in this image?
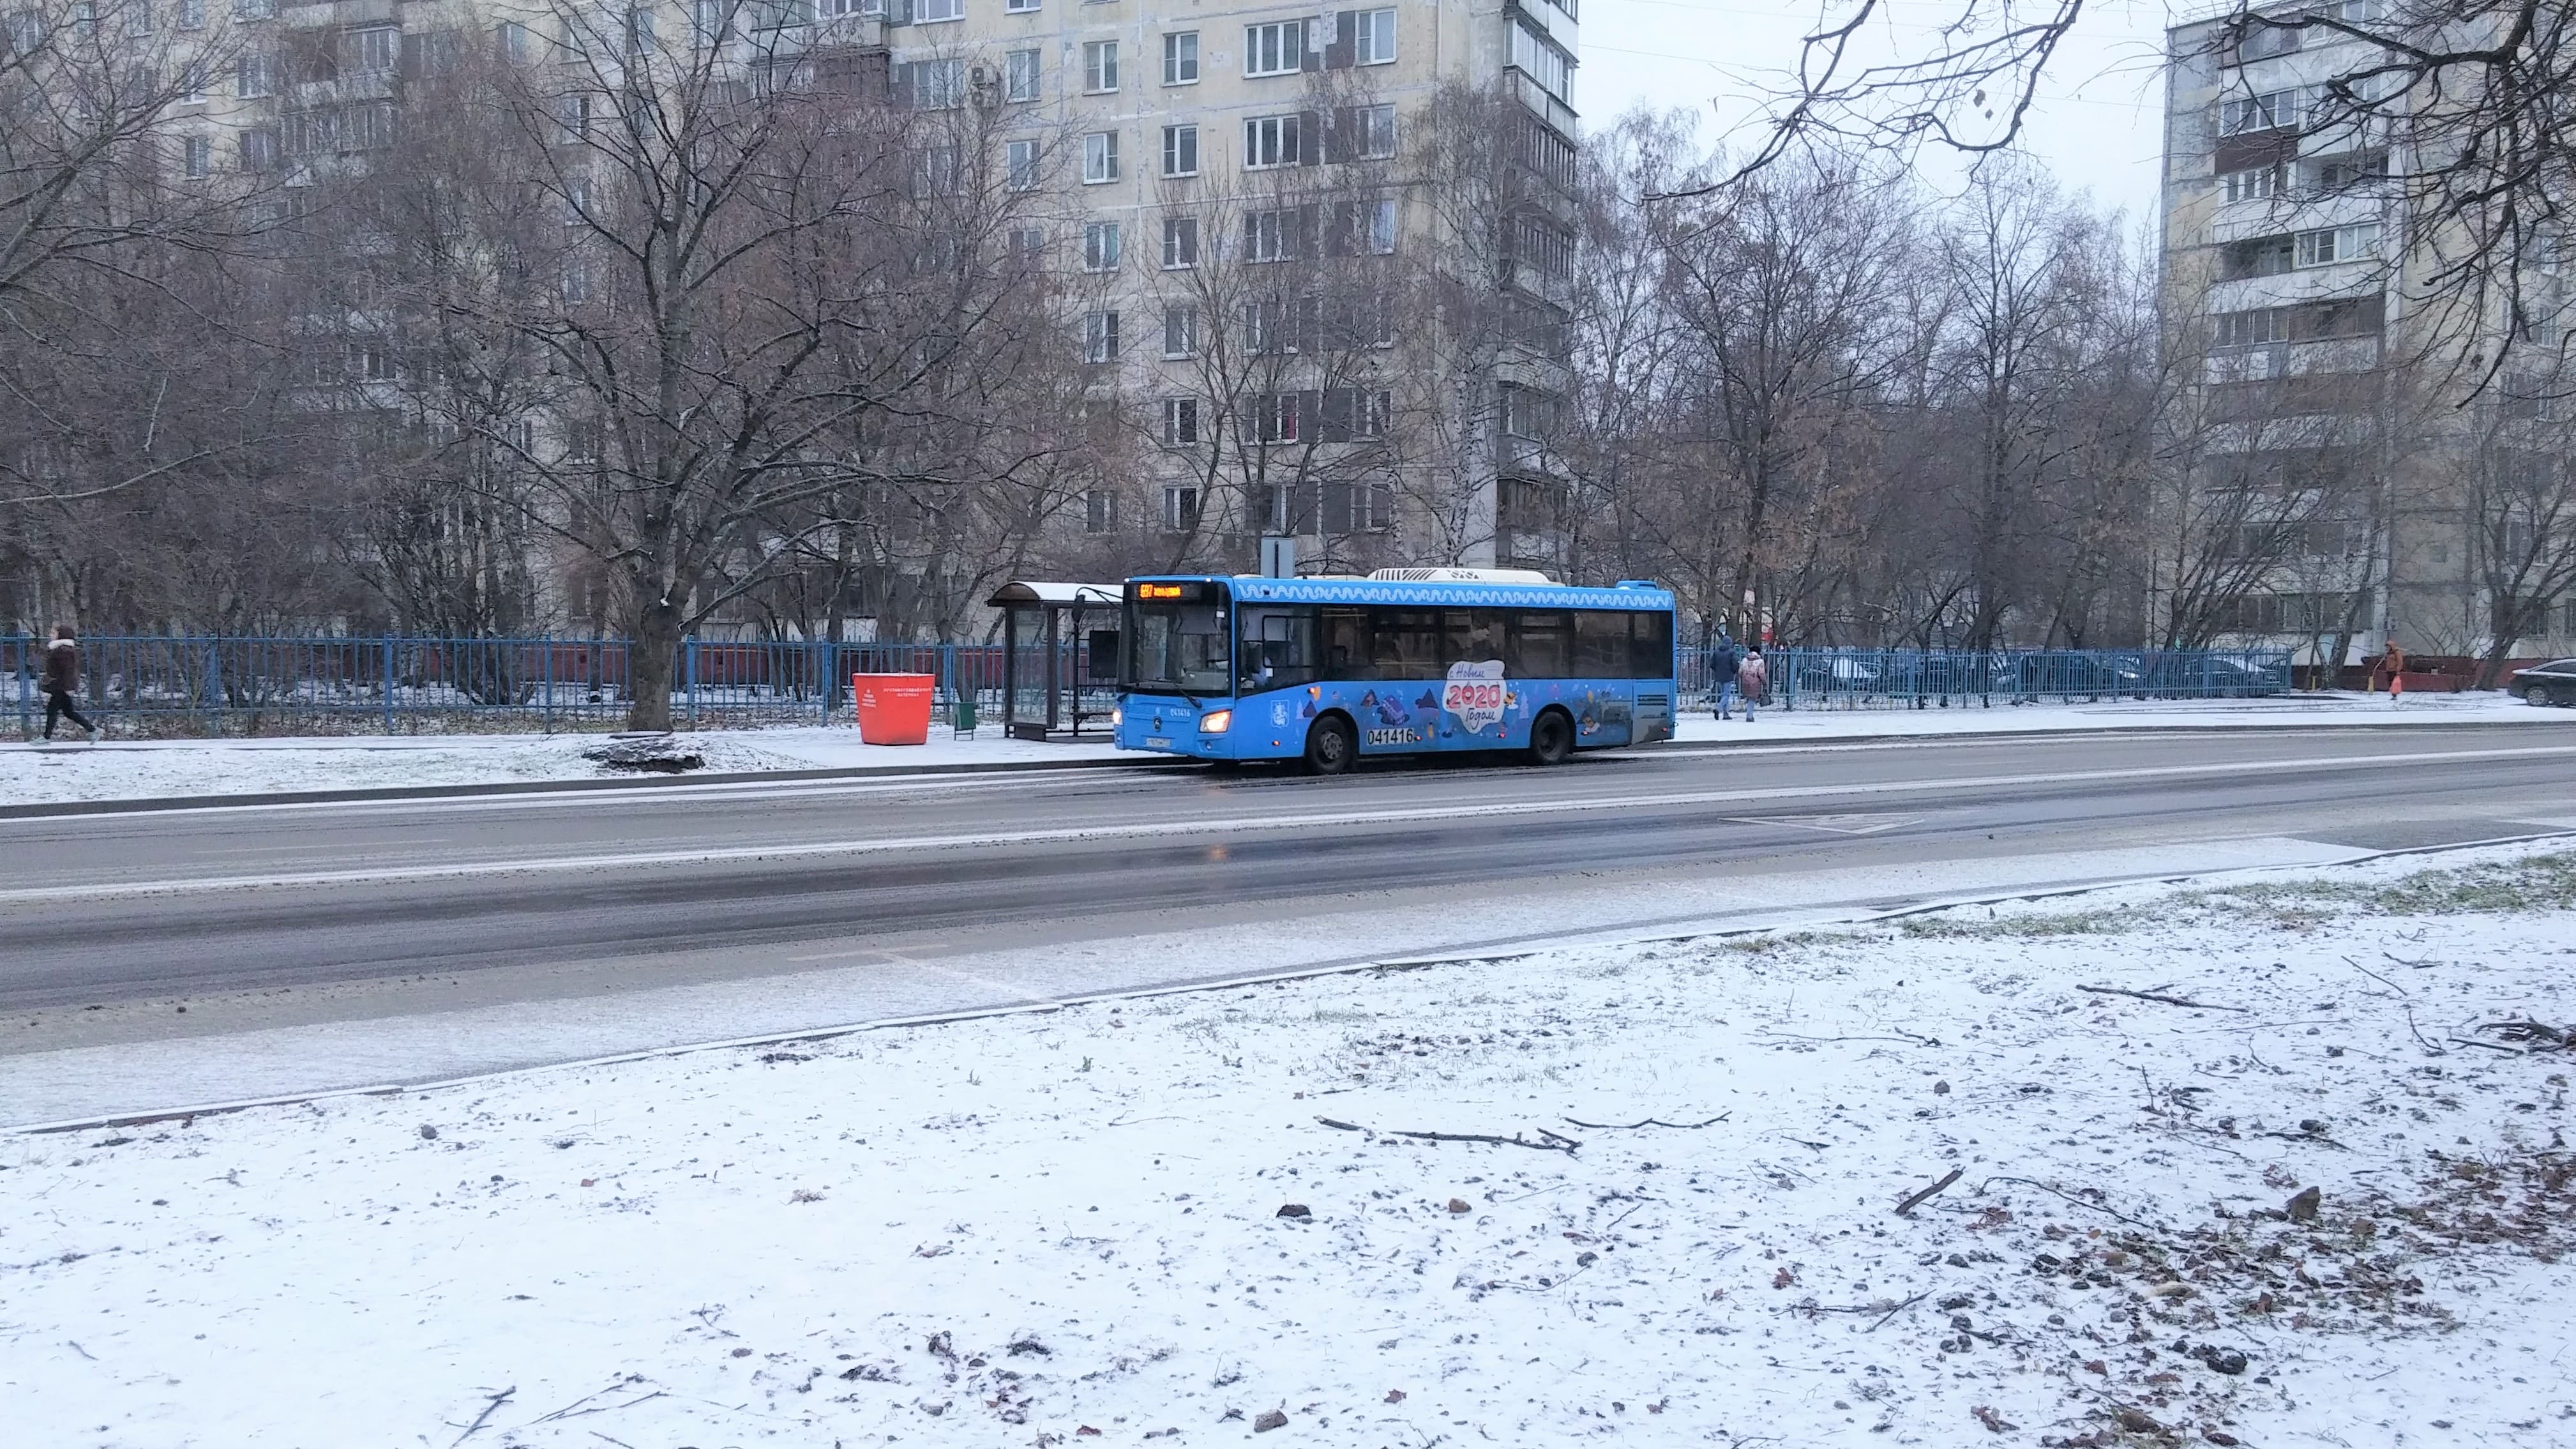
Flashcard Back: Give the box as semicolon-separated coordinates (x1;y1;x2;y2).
1145;736;1171;748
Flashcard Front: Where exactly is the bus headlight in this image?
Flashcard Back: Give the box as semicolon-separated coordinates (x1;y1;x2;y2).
1110;706;1122;727
1198;709;1232;734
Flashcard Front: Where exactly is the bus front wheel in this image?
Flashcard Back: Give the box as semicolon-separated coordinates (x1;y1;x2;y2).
1304;715;1357;775
1528;708;1574;766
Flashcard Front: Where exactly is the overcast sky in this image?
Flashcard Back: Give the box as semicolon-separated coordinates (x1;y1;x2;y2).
1577;1;2187;225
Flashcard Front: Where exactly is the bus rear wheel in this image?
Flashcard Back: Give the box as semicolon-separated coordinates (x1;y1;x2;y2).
1528;708;1574;766
1304;715;1357;775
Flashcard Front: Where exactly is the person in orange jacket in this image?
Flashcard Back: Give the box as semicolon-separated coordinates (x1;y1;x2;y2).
2376;639;2406;701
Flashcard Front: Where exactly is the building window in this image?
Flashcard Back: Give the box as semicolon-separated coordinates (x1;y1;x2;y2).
913;0;963;20
1163;303;1198;358
1081;130;1119;183
1243;113;1304;169
1322;478;1391;534
624;9;653;57
690;0;728;47
181;61;207;102
2220;165;2277;202
1253;392;1300;443
1330;197;1396;255
1244;292;1301;355
1244;20;1306;77
1004;49;1040;102
2296;222;2379;267
176;0;202;28
1162;215;1198;268
1319;387;1392;442
897;58;967;109
1161;397;1199;446
1082;40;1119;93
239;128;279;172
2220;89;2298;135
1162;485;1201;533
1085;489;1117;533
496;20;531;60
1006;139;1041;190
1161;123;1198;178
1353;7;1396;64
236;52;274;98
2310;151;2388;193
1348;103;1396;160
1008;0;1038;10
1500;384;1558;440
1244;208;1300;262
1007;225;1045;261
1163;30;1198;85
183;135;210;178
1083;219;1122;270
1083;309;1120;363
1510;21;1570;101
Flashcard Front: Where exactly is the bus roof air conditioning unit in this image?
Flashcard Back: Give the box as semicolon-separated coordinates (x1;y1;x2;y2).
1367;566;1556;584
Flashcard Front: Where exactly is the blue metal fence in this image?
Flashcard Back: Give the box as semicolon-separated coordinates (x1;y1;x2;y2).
1682;647;2296;710
3;635;1039;736
5;635;2296;736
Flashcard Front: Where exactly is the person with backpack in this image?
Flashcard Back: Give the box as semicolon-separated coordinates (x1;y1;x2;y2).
1738;646;1770;722
40;625;100;743
1710;631;1744;720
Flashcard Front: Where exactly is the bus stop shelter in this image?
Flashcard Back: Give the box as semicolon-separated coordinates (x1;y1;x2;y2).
988;580;1123;741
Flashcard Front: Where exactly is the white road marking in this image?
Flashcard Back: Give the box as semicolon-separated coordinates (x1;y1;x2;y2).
1729;814;1926;835
6;742;2573;905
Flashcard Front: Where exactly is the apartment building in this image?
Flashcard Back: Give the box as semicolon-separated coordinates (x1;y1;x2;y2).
2160;1;2575;666
132;0;1581;589
873;0;1582;573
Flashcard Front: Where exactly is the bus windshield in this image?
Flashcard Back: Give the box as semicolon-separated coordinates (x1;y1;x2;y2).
1126;595;1232;695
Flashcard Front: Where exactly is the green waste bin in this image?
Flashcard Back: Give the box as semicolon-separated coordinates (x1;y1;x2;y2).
952;695;977;734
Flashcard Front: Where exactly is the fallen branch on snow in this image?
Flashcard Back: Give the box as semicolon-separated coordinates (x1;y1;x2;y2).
1894;1167;1965;1217
1983;1175;2167;1233
1315;1116;1580;1153
2077;985;2244;1012
1562;1114;1730;1130
449;1386;516;1446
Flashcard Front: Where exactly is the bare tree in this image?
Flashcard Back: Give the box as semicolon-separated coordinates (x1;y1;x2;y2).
389;10;1061;725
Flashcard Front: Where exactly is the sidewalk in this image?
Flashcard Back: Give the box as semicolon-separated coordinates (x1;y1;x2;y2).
0;691;2558;808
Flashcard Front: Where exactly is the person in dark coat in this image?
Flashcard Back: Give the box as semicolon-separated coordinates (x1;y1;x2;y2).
1710;631;1744;720
41;625;99;743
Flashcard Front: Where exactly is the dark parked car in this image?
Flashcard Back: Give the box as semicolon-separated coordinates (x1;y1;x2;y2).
2508;659;2576;706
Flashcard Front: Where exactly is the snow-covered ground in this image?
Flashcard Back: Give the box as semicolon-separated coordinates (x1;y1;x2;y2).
2;690;2564;807
6;844;2570;1446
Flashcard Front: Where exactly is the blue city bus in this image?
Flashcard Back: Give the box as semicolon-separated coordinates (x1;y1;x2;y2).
1113;570;1680;772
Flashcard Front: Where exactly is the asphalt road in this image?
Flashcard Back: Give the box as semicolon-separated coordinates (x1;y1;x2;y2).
7;723;2576;1120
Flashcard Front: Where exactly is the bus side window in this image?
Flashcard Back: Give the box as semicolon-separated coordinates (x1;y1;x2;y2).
1323;607;1369;679
1631;613;1675;678
1510;611;1572;679
1573;612;1631;678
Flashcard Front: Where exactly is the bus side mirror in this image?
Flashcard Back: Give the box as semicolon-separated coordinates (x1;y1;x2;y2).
1087;629;1120;681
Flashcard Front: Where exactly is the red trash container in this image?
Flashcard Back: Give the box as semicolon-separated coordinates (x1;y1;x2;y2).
852;673;938;745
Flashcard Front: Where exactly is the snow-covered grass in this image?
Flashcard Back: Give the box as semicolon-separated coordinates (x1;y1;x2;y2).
6;847;2572;1446
3;691;2564;807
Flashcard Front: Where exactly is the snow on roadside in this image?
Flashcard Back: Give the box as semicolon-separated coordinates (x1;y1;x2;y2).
3;691;2564;807
3;850;2573;1448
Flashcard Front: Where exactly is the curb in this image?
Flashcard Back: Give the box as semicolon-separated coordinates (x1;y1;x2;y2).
0;752;1180;820
19;826;2571;1137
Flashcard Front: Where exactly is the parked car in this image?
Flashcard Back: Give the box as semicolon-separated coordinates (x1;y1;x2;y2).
2508;659;2576;706
1793;655;1883;694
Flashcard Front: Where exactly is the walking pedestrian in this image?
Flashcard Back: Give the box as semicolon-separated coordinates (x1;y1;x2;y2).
2376;638;2406;703
1738;647;1769;723
40;625;99;743
1710;631;1743;720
